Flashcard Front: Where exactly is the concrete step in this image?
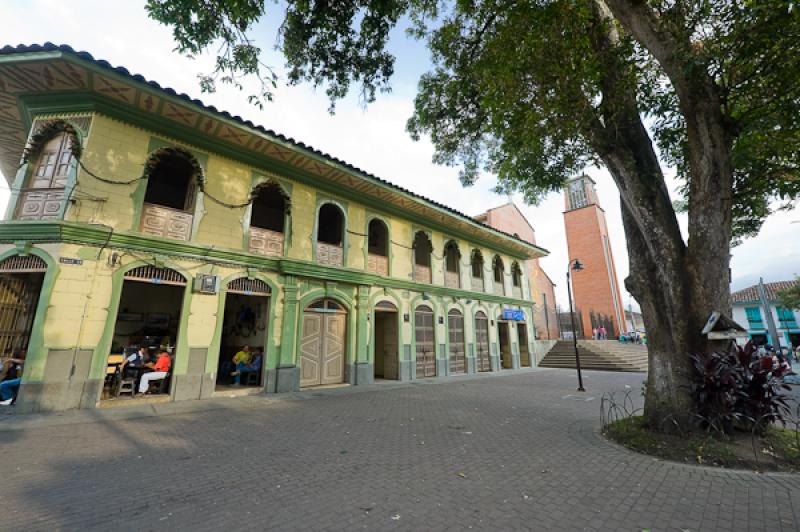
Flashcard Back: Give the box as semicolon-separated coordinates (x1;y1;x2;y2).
539;340;648;372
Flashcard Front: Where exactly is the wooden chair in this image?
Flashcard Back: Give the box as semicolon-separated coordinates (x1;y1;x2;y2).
105;354;124;396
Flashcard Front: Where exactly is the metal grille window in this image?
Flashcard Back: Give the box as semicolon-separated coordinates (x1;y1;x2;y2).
124;266;186;286
227;277;270;296
0;255;47;273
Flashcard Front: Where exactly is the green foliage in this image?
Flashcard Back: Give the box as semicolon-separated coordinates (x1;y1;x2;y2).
146;0;800;238
778;279;800;311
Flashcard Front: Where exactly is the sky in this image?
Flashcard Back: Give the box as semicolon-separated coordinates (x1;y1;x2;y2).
1;0;798;311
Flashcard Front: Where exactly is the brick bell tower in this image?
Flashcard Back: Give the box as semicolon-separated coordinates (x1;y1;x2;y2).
563;175;626;338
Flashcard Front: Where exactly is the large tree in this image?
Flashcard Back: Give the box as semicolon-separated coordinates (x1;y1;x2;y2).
147;0;800;427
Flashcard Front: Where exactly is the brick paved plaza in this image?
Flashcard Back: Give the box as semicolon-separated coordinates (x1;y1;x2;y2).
1;368;799;531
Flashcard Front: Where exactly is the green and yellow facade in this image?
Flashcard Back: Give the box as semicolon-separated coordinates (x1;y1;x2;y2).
0;45;547;413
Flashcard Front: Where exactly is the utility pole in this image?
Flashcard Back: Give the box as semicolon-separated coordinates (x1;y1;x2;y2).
757;278;782;349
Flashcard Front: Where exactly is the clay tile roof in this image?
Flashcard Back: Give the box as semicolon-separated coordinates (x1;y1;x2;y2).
731;280;798;304
0;43;549;256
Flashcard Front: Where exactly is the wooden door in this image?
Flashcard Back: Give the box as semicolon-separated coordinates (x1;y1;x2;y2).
0;274;43;355
475;313;491;372
448;310;466;374
300;312;323;387
518;323;531;367
380;314;399;379
498;321;512;369
415;307;436;378
300;302;346;387
321;314;345;384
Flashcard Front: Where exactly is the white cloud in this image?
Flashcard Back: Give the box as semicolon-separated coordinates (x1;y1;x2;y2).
1;0;797;310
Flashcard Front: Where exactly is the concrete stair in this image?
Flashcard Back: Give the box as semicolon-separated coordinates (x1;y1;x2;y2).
539;340;648;372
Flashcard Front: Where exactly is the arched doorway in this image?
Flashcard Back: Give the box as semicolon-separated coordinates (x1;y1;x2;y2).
497;313;513;369
216;278;271;389
475;311;491;372
0;255;47;356
104;265;187;401
300;299;346;387
414;305;436;378
448;309;466;374
517;322;531;367
373;300;398;380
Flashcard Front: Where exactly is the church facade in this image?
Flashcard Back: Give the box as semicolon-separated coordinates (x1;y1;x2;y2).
0;45;546;413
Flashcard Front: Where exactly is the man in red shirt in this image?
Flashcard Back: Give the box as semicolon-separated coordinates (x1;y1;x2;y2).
138;351;171;394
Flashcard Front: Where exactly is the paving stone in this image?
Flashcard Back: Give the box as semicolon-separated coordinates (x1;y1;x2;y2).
0;369;799;531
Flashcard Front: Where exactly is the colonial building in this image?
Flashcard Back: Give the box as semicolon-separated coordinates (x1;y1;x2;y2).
474;202;558;341
563;175;626;338
0;44;546;413
732;279;800;350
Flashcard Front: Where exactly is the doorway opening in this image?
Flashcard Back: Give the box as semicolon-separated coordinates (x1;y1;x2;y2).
448;309;466;374
103;266;186;402
0;255;46;356
518;323;531;367
373;301;399;380
498;320;512;369
300;299;346;387
475;311;491;372
415;305;436;378
216;278;270;390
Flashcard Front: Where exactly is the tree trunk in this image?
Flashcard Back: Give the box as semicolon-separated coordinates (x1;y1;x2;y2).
588;0;736;430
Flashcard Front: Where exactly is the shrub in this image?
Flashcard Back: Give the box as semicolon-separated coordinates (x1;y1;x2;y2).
689;341;792;435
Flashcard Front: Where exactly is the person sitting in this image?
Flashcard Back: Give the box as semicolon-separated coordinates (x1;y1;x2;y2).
121;347;148;375
229;345;251;384
138;351;171;394
0;350;26;406
232;348;263;385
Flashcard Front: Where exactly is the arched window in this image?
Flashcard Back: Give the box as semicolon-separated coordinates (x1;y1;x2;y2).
31;134;73;190
317;203;345;267
470;249;484;292
248;183;287;257
493;255;506;295
140;148;201;241
444;241;460;288
367;219;389;275
511;262;523;298
413;231;433;283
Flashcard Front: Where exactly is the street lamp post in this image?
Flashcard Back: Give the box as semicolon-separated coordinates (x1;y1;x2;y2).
567;258;585;392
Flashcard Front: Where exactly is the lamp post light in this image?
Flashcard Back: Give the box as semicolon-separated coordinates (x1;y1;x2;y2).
567;258;585;392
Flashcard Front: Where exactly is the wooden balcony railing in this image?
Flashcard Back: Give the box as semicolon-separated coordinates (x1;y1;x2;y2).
367;253;389;275
317;242;344;267
139;203;193;241
249;227;284;257
471;276;484;292
445;270;460;289
15;188;65;220
414;264;432;284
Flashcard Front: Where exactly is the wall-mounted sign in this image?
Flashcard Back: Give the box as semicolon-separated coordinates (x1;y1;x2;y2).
59;257;83;265
502;309;525;321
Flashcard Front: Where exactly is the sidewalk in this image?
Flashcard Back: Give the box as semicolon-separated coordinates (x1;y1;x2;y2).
0;366;551;431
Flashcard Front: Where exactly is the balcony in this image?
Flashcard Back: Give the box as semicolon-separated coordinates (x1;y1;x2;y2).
15;188;65;220
494;281;505;296
471;276;484;292
317;242;344;267
445;271;460;289
512;286;523;299
414;264;432;284
367;253;389;275
139;203;193;241
249;227;284;257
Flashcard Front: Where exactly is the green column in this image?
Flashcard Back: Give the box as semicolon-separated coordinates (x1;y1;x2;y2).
278;276;300;367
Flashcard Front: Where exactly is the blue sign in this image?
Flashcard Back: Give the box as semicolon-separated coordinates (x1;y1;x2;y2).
502;309;525;321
